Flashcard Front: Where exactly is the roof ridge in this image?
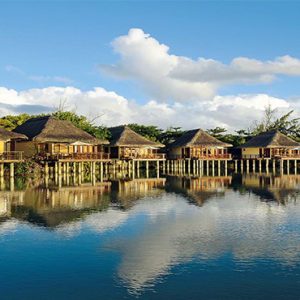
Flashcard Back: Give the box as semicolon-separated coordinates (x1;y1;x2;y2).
188;129;204;146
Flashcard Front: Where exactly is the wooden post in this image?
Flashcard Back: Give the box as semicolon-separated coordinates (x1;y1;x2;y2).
146;161;149;178
252;160;256;173
44;162;49;176
10;163;14;178
234;160;237;173
206;160;209;176
224;160;228;176
58;162;62;176
132;160;135;179
0;164;4;177
10;177;14;192
241;160;244;173
246;160;249;173
272;159;276;173
212;160;215;176
258;160;262;173
157;160;160;178
287;159;290;175
266;159;269;174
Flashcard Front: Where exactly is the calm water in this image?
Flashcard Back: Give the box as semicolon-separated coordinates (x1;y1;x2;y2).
0;172;300;299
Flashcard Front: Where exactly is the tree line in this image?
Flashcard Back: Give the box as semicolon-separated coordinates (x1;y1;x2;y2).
0;105;299;147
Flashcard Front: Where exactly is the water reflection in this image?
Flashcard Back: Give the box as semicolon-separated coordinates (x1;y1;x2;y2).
0;173;300;297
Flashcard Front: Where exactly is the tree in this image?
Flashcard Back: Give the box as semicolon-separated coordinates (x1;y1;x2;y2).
250;105;300;141
52;111;110;140
127;124;163;142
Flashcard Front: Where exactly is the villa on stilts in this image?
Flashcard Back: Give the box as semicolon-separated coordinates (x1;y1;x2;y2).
236;130;300;174
167;128;232;175
106;125;165;174
0;128;27;177
13;116;110;176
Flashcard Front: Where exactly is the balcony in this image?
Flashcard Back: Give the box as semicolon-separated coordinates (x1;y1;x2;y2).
44;152;110;161
170;154;231;160
242;153;300;159
0;151;23;161
121;153;166;160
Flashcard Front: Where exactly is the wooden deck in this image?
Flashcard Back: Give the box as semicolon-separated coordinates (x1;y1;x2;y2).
0;151;24;162
170;154;231;160
43;152;111;162
118;153;166;160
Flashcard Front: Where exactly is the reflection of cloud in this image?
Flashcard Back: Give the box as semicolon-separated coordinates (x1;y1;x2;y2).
85;209;129;233
0;220;18;236
102;192;300;292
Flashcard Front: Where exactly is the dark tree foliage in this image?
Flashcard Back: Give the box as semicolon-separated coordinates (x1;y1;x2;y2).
127;124;163;142
0;114;33;130
0;106;298;145
52;111;111;140
159;127;185;146
0;111;110;140
250;108;300;141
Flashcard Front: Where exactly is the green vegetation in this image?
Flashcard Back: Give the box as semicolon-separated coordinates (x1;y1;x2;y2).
0;105;298;146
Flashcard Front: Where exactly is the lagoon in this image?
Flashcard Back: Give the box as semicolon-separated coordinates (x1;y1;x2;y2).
0;173;300;299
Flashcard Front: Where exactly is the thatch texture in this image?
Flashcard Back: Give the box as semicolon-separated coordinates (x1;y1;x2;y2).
169;129;232;148
13;116;109;144
108;126;164;148
240;130;300;148
0;127;27;141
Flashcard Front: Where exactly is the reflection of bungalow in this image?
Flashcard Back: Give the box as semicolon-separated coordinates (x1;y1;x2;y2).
10;183;111;228
242;173;300;204
0;128;27;161
107;126;165;160
166;175;231;206
13;116;109;160
111;178;166;209
168;129;232;160
239;130;300;159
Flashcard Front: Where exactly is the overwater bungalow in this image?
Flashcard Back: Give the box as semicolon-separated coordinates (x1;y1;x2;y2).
168;128;232;160
0;128;27;162
239;130;300;160
107;125;165;160
13;116;110;161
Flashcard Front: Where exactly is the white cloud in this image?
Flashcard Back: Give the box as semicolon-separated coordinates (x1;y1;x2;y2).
0;86;297;131
101;28;300;102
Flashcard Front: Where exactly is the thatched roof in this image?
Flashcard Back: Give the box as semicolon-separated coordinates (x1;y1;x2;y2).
239;130;300;148
13;116;109;144
0;127;27;141
169;129;232;148
108;126;164;148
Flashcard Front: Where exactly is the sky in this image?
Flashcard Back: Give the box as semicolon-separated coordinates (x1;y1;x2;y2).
0;0;300;131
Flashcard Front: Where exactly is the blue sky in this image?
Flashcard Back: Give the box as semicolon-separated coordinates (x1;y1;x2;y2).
0;1;300;130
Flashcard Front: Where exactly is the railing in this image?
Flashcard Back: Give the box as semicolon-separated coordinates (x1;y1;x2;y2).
0;151;23;161
281;153;300;158
170;154;231;160
46;152;110;161
243;154;300;159
121;153;166;160
242;154;261;159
